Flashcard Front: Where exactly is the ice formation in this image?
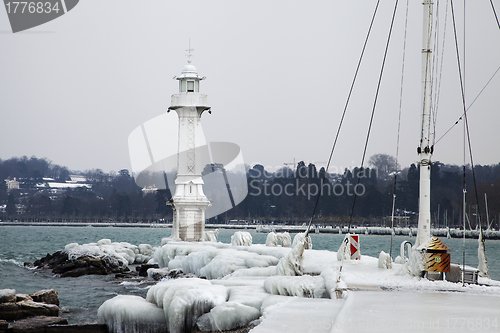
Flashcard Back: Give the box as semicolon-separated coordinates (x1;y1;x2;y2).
196;301;260;331
321;267;346;299
378;250;392;269
153;241;280;279
97;231;500;333
231;231;252;246
478;231;490;278
291;232;311;249
203;229;219;242
98;295;167;333
263;275;327;298
275;233;310;276
265;232;291;247
336;237;350;261
64;239;155;268
265;232;278;247
397;247;425;276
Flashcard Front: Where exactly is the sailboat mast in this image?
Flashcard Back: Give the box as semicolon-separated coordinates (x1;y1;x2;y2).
416;0;434;247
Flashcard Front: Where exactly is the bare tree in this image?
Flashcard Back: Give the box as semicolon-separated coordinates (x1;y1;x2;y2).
368;154;399;179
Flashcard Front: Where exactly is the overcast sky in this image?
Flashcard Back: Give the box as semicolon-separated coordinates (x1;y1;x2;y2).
1;0;499;174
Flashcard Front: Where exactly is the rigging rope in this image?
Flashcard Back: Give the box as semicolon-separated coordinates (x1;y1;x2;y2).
435;0;500;147
304;0;381;237
431;0;450;147
491;0;500;30
434;65;500;146
347;0;400;233
390;0;410;260
450;0;487;285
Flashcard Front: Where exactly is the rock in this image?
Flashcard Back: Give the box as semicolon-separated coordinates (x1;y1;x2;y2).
35;252;128;277
17;300;59;318
16;294;33;303
136;264;159;277
30;290;59;306
46;322;108;333
61;266;107;278
0;302;18;321
0;289;16;304
8;315;67;333
147;268;191;281
0;319;8;333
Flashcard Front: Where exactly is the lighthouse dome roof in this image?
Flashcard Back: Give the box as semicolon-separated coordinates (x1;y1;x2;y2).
182;64;197;74
177;63;203;80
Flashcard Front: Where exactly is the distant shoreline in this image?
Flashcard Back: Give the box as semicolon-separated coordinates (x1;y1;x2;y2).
0;222;499;239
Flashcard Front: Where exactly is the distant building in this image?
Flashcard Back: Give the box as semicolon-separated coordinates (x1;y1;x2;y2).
5;178;20;191
142;185;159;194
69;175;87;183
0;203;25;215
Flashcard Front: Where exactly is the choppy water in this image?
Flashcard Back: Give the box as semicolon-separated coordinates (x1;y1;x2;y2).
0;226;498;323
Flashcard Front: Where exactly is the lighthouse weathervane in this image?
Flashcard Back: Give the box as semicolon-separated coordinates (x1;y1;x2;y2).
167;43;211;241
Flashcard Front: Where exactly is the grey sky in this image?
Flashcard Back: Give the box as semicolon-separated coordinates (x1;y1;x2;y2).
1;0;499;174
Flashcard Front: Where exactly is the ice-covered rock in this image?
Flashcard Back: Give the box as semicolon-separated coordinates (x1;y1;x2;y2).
0;289;16;304
378;251;392;269
226;284;270;310
264;275;327;298
196;301;260;331
146;278;228;333
64;239;155;267
154;242;279;279
231;231;252;246
97;239;112;246
98;295;166;333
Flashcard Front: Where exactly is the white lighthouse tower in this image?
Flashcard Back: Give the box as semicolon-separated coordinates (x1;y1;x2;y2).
167;55;211;241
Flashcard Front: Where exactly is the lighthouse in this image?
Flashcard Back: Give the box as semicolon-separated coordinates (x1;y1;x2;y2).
167;57;211;241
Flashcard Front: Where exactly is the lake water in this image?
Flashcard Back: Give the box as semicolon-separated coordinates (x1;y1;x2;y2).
0;226;498;324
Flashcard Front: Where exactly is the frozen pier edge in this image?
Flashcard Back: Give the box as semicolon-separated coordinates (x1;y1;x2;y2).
1;222;498;239
97;233;500;333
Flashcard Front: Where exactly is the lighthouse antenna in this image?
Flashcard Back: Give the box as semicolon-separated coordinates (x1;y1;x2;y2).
186;38;194;63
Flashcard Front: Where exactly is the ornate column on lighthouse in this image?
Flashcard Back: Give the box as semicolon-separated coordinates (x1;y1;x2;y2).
167;58;211;241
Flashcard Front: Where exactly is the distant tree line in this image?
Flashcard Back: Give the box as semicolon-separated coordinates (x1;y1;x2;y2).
1;155;499;229
0;156;171;222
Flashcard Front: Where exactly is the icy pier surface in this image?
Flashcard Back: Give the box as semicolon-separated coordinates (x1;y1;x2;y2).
98;233;500;333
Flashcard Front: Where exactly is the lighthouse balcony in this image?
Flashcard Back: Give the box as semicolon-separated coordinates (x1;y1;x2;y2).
171;94;208;108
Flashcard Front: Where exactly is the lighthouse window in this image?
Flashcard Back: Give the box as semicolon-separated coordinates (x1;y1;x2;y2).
187;81;194;92
180;80;186;92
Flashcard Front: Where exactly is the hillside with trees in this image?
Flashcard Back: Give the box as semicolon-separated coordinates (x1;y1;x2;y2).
1;155;499;229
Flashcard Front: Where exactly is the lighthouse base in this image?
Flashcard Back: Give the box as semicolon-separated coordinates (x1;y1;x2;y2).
170;199;210;242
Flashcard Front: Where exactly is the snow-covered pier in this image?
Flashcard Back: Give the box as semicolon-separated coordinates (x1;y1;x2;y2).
96;231;500;333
